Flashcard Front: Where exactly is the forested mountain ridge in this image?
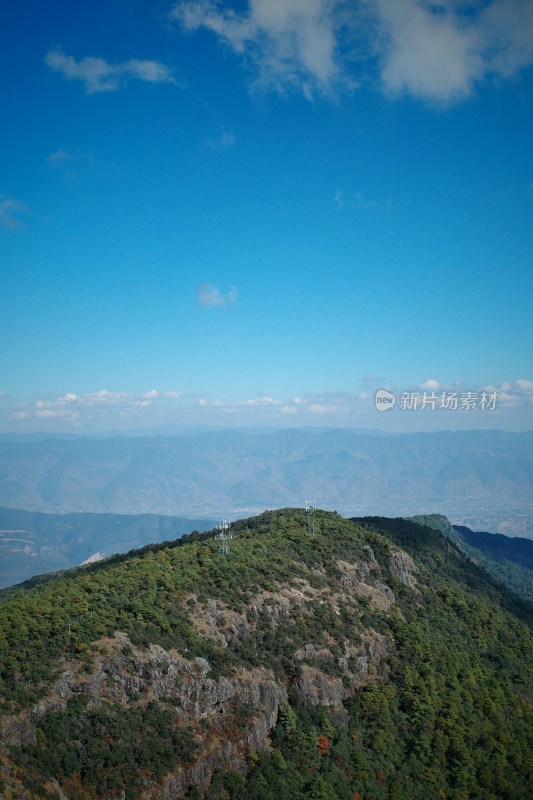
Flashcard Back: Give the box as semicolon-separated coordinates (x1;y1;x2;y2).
408;513;533;603
1;510;532;799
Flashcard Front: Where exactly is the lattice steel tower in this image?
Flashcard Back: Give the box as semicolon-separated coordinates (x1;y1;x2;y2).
215;519;233;555
305;501;315;536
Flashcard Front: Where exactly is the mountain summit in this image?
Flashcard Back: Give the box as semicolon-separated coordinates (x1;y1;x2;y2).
1;509;532;799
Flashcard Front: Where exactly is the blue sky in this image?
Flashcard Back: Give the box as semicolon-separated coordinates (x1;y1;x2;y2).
1;0;532;433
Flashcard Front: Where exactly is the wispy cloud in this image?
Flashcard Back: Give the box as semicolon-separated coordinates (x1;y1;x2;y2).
0;194;27;230
197;391;359;421
206;129;236;149
210;396;281;409
45;48;175;94
334;189;388;211
47;149;74;167
197;283;238;308
11;389;185;424
171;0;533;104
171;0;349;98
46;149;98;181
333;189;345;210
481;378;533;408
353;191;379;210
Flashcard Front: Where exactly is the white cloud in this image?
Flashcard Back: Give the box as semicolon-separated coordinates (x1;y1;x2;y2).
515;379;533;393
8;389;177;429
28;389;162;415
279;392;354;416
482;0;533;77
208;396;281;409
5;380;532;432
79;390;127;406
197;283;238;307
481;378;533;407
372;0;533;103
171;0;348;97
33;395;80;420
45;48;175;94
171;0;533;104
419;379;440;390
241;396;280;406
375;0;484;102
0;195;27;230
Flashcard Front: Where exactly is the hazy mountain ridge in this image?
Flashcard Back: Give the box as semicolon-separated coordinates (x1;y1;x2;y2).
408;513;533;603
1;429;531;534
0;507;216;589
453;524;533;569
1;510;532;799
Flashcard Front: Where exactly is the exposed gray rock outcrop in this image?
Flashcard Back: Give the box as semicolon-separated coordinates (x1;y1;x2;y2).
389;549;420;591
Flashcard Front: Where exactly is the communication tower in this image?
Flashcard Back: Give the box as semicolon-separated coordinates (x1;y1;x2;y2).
305;501;315;536
215;519;233;555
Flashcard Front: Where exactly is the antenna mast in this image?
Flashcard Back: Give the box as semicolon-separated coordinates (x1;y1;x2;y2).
305;501;315;536
215;519;232;555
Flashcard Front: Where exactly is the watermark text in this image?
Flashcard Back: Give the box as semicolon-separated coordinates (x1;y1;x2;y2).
375;390;497;412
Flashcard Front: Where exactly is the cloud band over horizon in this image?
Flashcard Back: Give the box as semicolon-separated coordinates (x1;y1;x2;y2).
1;379;531;433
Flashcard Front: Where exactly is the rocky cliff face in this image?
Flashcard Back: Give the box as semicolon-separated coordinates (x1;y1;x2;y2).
1;631;285;798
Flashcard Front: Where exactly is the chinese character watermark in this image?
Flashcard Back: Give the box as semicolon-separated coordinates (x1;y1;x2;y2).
375;389;497;412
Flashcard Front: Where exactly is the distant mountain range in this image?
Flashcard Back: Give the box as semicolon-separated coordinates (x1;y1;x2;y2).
0;506;216;589
0;429;531;535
